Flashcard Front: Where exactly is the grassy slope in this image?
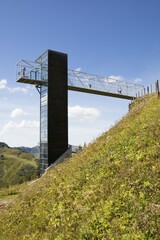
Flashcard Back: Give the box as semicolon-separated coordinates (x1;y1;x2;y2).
0;147;39;188
0;95;160;240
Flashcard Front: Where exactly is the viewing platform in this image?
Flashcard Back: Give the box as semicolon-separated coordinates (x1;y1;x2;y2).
16;59;48;86
16;59;144;100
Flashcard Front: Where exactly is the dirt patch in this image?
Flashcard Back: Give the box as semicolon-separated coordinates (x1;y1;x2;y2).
0;199;13;213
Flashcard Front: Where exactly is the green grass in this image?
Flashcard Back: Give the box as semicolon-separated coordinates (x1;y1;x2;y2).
0;147;39;188
0;94;160;239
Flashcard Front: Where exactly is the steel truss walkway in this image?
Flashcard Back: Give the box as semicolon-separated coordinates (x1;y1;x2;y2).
16;59;144;100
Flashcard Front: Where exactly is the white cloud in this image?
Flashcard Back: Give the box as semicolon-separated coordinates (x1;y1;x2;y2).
106;75;143;85
134;78;142;83
0;79;7;89
0;79;28;93
107;75;143;84
69;118;113;146
75;67;82;72
107;75;124;83
7;87;28;93
0;120;39;135
68;105;101;121
108;75;124;81
10;108;28;118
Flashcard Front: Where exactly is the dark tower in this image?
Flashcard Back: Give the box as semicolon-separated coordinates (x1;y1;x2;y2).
17;49;68;174
47;50;68;166
38;50;68;174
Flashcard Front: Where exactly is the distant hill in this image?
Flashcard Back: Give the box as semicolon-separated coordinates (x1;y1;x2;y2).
0;142;9;149
0;94;160;239
16;146;40;158
0;143;39;188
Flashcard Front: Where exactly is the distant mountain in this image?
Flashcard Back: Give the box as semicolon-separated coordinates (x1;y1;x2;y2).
15;146;40;158
16;146;32;153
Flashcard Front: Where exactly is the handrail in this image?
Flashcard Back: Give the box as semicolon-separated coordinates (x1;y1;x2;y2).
16;59;144;99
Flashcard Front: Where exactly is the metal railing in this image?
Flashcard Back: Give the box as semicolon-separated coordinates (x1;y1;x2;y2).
68;69;144;98
16;59;48;82
16;59;144;99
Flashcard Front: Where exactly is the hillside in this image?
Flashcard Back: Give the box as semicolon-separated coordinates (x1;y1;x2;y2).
0;94;160;239
0;145;39;188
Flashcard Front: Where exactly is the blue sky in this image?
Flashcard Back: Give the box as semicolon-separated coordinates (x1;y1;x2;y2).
0;0;160;147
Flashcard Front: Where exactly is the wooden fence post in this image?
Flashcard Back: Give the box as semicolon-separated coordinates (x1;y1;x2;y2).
155;80;160;97
144;87;146;95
